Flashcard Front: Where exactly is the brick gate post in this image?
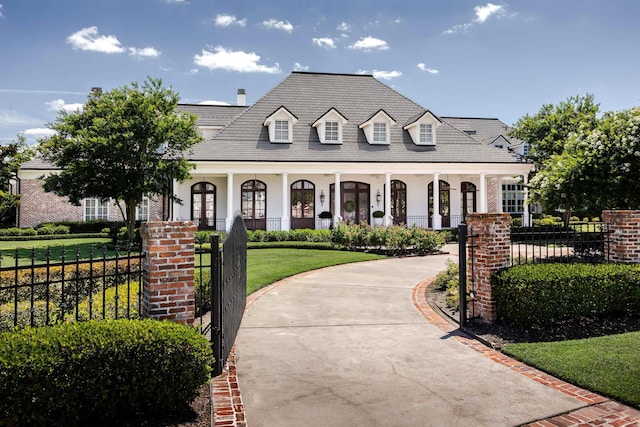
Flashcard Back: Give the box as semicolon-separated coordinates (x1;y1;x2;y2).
140;221;197;325
602;210;640;263
465;213;511;322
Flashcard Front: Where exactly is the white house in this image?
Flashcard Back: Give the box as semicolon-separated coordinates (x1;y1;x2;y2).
17;71;533;230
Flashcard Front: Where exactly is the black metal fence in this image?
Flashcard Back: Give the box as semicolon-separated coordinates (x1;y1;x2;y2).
510;223;609;265
0;245;144;332
195;214;247;376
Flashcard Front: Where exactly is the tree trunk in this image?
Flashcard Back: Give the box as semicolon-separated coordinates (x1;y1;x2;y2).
125;198;137;244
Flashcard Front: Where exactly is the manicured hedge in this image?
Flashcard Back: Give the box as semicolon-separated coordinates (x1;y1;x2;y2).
0;319;213;426
492;263;640;328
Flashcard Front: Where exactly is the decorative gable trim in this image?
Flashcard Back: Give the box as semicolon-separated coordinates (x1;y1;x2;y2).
403;110;442;146
312;108;348;144
264;106;298;143
359;109;396;145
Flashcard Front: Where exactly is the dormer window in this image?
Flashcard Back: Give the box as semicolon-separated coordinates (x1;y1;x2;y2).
403;110;441;146
264;106;298;143
359;109;395;145
420;124;433;144
313;108;348;144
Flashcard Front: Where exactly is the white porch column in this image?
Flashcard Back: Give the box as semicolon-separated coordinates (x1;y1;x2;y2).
523;174;530;226
334;173;342;224
226;172;234;231
432;173;441;230
281;173;290;231
497;176;504;213
384;172;392;226
479;173;487;213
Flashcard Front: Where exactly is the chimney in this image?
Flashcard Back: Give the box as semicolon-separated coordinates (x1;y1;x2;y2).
237;88;246;106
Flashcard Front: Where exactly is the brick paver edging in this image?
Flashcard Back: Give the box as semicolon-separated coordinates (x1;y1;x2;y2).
412;278;640;427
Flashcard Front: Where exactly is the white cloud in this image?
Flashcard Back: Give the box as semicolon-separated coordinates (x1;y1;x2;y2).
198;100;230;106
417;63;439;74
293;62;309;71
475;3;504;22
336;22;350;32
46;99;84;113
312;37;335;49
444;2;508;34
355;69;368;75
166;0;187;3
22;128;57;138
194;46;281;74
372;70;402;80
128;47;161;57
0;4;4;18
262;19;293;33
349;36;389;51
0;110;38;127
187;68;198;75
66;26;125;53
215;14;246;27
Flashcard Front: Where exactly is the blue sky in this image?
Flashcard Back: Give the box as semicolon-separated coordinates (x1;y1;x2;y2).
1;0;639;143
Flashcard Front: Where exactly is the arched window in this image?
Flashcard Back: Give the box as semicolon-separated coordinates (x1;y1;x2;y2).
191;182;216;229
390;180;407;225
461;182;477;218
291;180;315;229
242;180;267;230
428;180;450;228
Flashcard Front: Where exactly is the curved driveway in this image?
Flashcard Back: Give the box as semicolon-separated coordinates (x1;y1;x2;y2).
234;246;586;426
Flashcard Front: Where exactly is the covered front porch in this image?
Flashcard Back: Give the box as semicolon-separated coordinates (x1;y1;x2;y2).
171;162;532;232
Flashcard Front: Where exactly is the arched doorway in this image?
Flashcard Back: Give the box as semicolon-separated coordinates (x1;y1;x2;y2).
428;180;450;228
291;180;315;229
191;182;216;230
461;181;477;220
330;181;370;224
390;180;406;225
241;180;266;230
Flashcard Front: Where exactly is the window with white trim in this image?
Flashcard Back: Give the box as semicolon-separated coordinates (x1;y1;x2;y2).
84;198;109;221
373;122;387;143
274;120;289;141
135;196;149;221
502;184;524;213
420;124;433;144
325;121;339;142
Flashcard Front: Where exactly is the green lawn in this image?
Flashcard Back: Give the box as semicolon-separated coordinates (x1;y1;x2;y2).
247;248;385;294
0;238;116;266
503;331;640;408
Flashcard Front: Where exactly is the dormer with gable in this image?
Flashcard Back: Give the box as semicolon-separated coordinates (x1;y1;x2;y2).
312;108;348;144
263;106;298;143
359;109;396;145
403;111;442;146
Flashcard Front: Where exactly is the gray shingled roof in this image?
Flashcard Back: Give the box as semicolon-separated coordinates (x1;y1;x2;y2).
177;104;246;127
441;116;525;148
189;72;522;163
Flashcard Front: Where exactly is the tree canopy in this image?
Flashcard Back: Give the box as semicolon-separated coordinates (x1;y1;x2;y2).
512;94;640;214
39;77;202;240
0;135;33;225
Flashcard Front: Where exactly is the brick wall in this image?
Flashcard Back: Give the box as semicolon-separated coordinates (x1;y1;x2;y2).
140;221;196;325
465;213;511;322
19;178;166;227
602;210;640;263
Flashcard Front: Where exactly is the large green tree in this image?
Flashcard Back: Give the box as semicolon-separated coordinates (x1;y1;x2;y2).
510;94;600;220
0;135;34;224
39;77;202;241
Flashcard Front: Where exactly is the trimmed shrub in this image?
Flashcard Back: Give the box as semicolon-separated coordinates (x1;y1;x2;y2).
0;319;213;426
74;281;141;321
492;263;640;328
432;259;459;309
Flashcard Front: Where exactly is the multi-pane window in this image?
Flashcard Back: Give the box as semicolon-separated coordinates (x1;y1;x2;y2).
135;197;149;221
373;122;387;143
84;198;109;221
523;143;529;157
274;120;289;141
420;124;433;144
502;184;525;213
325;121;339;142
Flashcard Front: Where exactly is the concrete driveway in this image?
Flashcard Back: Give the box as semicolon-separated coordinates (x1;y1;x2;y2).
234;247;586;426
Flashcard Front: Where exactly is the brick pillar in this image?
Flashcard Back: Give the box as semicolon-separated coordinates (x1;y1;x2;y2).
465;213;511;322
602;210;640;263
140;221;197;325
